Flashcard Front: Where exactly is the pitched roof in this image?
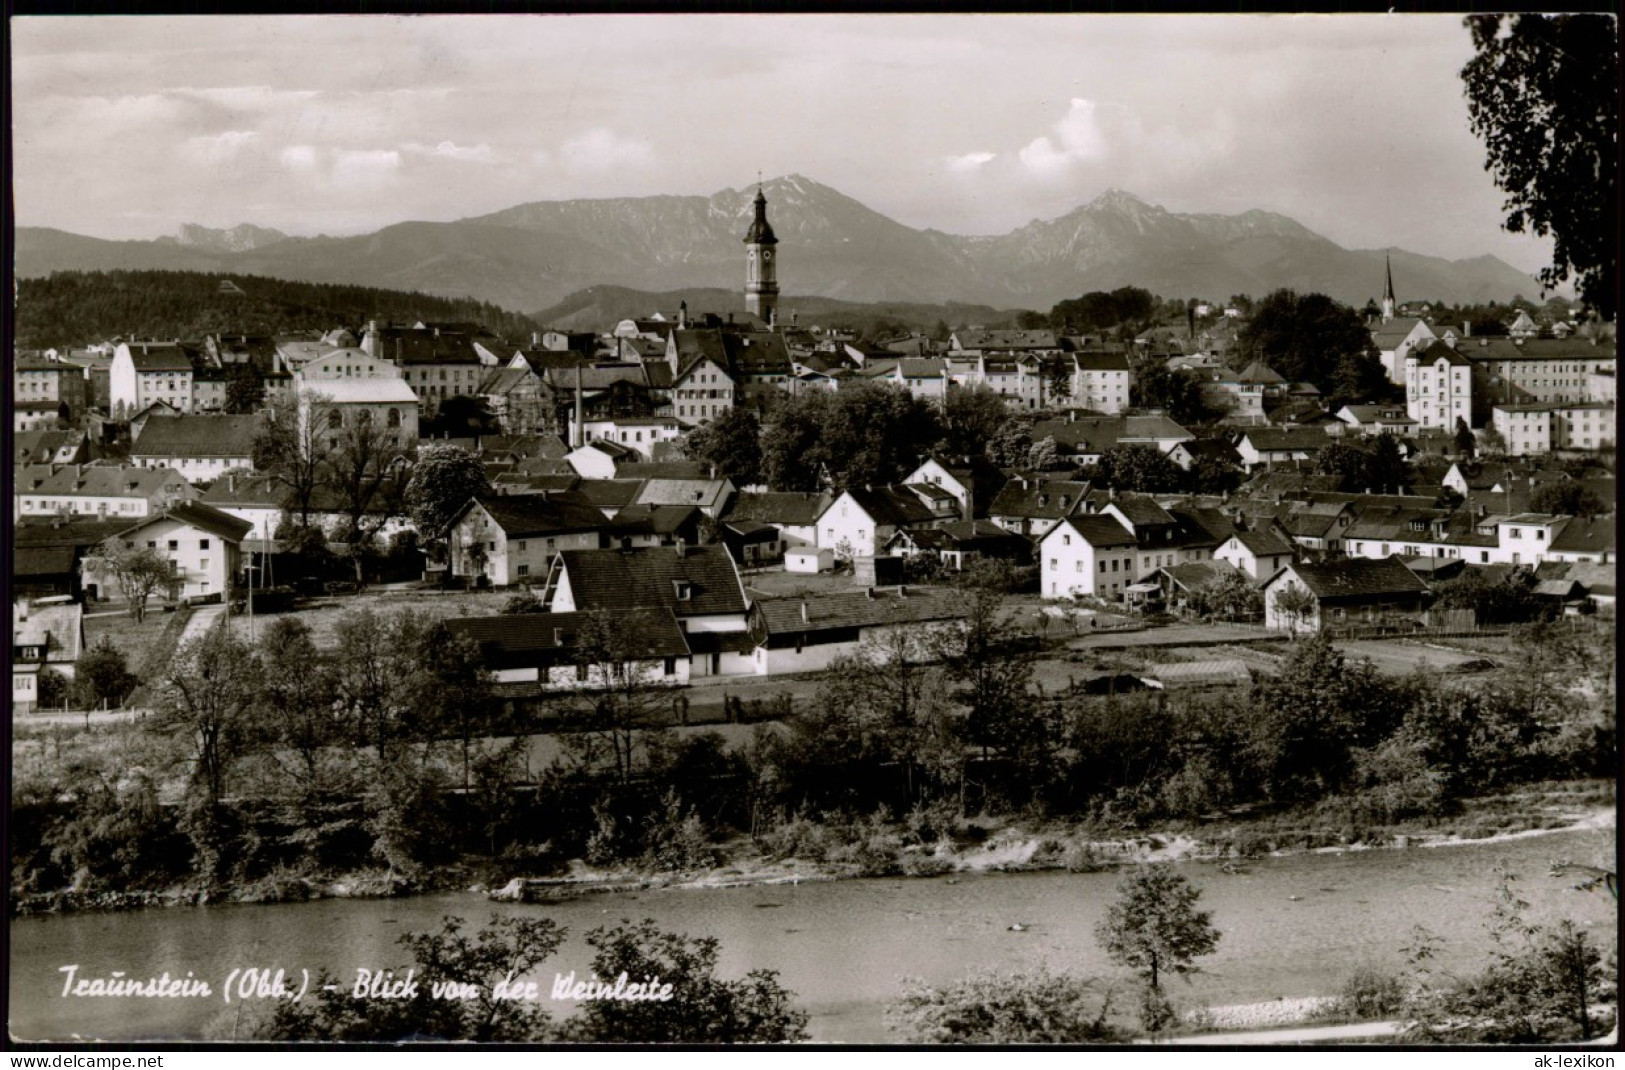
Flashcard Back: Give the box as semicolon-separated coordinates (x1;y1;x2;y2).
14;430;82;465
953;328;1059;351
1240;427;1330;452
1056;514;1137;548
614;461;712;480
893;519;1031;552
466;494;608;538
1548;516;1615;554
573;479;646;512
838;485;941;527
121;500;254;543
634;478;733;510
607;504;702;537
723;331;793;377
988;477;1090;520
17;463;189;500
1106;494;1177;528
303;378;419;405
130;414;260;459
556;545;747;617
754;587;969;636
1071;351;1132;372
1158;559;1245;591
1235;360;1285;384
1141;659;1252;689
13;601;84;664
1228;528;1295;556
445;609;690;668
722;491;832;527
1029;414;1194;452
1458;337;1618;363
1276;556;1429;601
122;344;194;372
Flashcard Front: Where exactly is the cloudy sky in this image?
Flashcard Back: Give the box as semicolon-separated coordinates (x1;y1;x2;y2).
12;13;1553;274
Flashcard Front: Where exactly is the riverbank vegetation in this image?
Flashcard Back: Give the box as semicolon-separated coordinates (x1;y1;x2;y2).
10;579;1615;914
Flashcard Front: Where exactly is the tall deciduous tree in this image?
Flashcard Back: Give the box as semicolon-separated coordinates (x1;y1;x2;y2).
404;443;490;559
1088;444;1185;493
940;384;1014;459
156;621;262;807
567;610;677;785
761;382;944;492
223;362;266;414
255;617;341;793
1461;15;1619;318
1234;290;1378;394
1131;363;1208;426
253;391;331;528
1096;865;1219;1032
84;536;173;622
679;406;763;486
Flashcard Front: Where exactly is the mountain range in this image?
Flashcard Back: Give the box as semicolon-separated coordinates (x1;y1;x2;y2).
14;175;1541;319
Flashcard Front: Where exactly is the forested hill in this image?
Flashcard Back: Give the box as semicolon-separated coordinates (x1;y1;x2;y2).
14;270;542;349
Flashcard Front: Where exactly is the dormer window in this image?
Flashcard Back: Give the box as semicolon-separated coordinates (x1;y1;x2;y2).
673;581;693;601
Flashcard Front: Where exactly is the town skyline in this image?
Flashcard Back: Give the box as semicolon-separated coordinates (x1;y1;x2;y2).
12;12;1560;276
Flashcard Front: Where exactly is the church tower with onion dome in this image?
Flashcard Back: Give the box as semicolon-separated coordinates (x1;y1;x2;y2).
743;184;779;325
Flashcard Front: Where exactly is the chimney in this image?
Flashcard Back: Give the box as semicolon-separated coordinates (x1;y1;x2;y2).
866;587;876;599
532;332;541;347
800;601;809;623
1462;321;1471;338
228;474;235;492
898;585;908;597
572;364;584;448
674;537;686;556
18;598;29;622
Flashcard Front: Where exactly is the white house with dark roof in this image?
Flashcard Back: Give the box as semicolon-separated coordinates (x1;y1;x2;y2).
1405;342;1474;430
1039;513;1139;600
15;463;194;522
542;545;753;677
747;587;969;675
445;609;693;695
1261;557;1430;632
1371;317;1438;384
295;380;420;455
1336;405;1419;437
817;485;943;558
987;476;1091;538
13;597;85;713
110;342;196;418
445;493;609;588
82;500;254;604
130;414;260;484
1066;351;1133;414
1234;427;1330;471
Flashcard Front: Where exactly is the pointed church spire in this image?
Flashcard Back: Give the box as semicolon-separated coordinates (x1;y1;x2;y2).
1381;252;1396;323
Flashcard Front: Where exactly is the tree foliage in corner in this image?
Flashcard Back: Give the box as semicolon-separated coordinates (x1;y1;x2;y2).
1461;14;1620;318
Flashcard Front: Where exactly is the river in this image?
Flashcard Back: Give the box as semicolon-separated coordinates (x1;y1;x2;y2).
10;825;1615;1043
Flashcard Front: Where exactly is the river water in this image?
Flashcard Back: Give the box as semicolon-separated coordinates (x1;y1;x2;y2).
10;825;1615;1043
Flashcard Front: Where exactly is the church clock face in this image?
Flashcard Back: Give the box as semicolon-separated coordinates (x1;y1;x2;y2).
747;248;756;260
763;250;773;262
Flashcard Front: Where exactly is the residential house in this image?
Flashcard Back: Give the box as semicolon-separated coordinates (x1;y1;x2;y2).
987;476;1091;538
1200;361;1285;424
905;454;1008;522
129;414;260;484
1370;317;1438;384
1099;495;1217;574
571;415;684;459
200;472;413;546
296;378;420;455
1234;427;1329;472
1337;405;1420;437
1261;557;1430;632
884;519;1033;571
719;491;831;554
667;330;737;426
362;322;486;416
446;609;693;701
14;429;90;467
1028;414;1194;467
14;354;87;431
817;485;943;559
1064;350;1133;414
1460;336;1617;419
83;500;253;604
633;477;736;521
1545;517;1615;564
1148;559;1248;614
109;342;196;419
1405;342;1474;431
541;545;753;678
15;463;194;522
1213;528;1297;583
1038;514;1138;600
747;587;969;676
13;597;86;713
445;493;609;588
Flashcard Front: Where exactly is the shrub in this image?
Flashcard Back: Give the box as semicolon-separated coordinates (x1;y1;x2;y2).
1338;963;1405;1019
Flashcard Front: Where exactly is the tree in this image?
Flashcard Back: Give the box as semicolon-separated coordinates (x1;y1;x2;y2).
404;443;490;559
1453;417;1477;459
558;919;810;1043
260;914;562;1042
327;409;406;581
986;419;1033;469
1187;453;1244;496
1271;582;1317;635
1187;568;1263;622
1313;433;1409;494
253;392;331;527
1234;290;1377;394
887;968;1121;1044
1476;425;1508;458
254;617;341;793
935;577;1038;775
761;381;944;492
223;362;265;414
1461;15;1619;318
1131;364;1207;426
679;406;762;486
84;536;173;622
333;608;427;760
1088;444;1185;493
69;637;138;710
154;621;262;807
939;385;1013;459
1530;481;1606;519
1095;865;1219;1032
567;610;677;784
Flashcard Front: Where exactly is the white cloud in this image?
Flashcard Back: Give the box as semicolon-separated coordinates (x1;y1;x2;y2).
561;127;653;174
279;144;318;172
946;151;997;172
1018;97;1109;174
332;149;400;188
403;139;493;162
184;129;258;163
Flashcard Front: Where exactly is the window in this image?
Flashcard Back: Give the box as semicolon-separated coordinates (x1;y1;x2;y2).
1099;560;1106;573
388;407;401;428
200;539;211;550
200;558;209;571
167;540;178;550
517;564;529;577
576;663;589;682
1062;534;1071;546
1111;559;1119;572
1049;558;1057;569
1075;561;1083;573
